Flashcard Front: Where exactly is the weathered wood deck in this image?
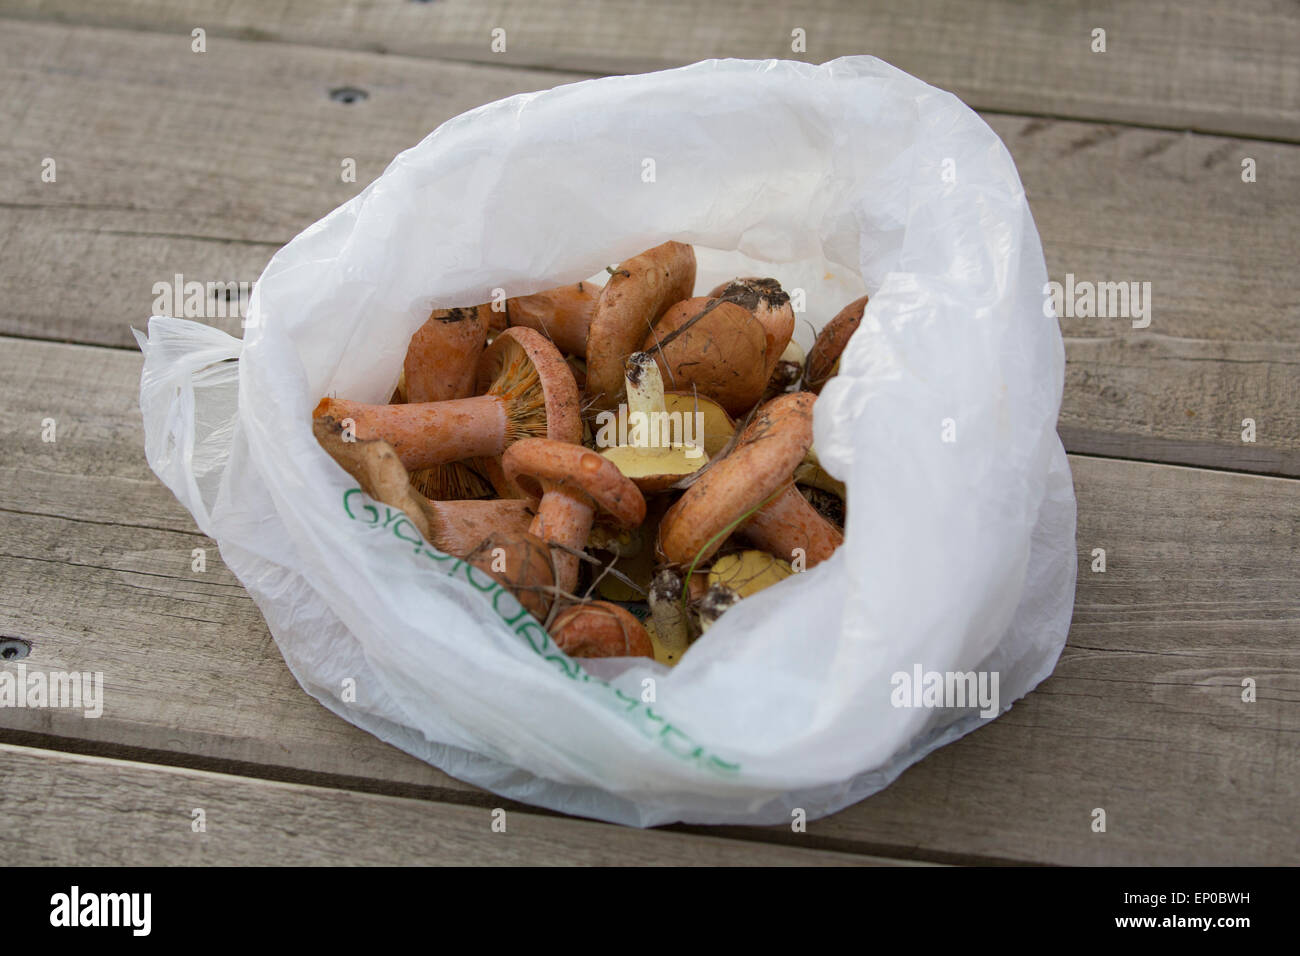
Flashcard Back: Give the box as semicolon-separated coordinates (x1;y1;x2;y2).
0;1;1296;865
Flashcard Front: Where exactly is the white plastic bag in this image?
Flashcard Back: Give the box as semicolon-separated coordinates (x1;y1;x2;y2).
137;56;1076;827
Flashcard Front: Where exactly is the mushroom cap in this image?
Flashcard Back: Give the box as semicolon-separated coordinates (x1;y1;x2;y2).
503;438;646;529
599;444;706;494
806;294;869;393
643;297;769;417
657;391;815;566
506;281;602;358
476;326;582;496
424;498;535;558
550;601;654;658
477;326;582;442
706;277;795;378
662;390;736;460
585;241;696;408
404;304;489;404
464;530;555;621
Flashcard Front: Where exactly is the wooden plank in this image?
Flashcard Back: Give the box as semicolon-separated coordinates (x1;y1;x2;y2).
0;744;886;865
1;336;1296;864
2;21;1296;473
2;0;1297;139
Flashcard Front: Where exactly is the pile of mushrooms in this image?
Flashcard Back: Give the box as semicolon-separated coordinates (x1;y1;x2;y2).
312;241;867;665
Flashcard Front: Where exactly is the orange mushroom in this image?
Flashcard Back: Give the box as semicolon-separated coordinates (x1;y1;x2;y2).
549;601;654;659
805;294;869;394
464;530;556;621
707;277;795;380
314;327;581;488
400;304;497;500
657;392;842;569
312;416;533;557
506;281;602;358
585;241;696;408
404;305;490;403
502;438;646;596
642;296;769;416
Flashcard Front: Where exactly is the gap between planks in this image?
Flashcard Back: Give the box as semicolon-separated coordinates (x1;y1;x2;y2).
1;21;1296;475
0;742;906;865
0;0;1296;141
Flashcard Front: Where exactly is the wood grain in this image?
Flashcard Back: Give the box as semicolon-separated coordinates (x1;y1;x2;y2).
1;335;1295;864
2;0;1296;139
1;21;1297;473
0;744;886;865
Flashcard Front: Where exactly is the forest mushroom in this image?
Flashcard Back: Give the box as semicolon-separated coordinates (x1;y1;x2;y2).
707;277;795;380
596;351;709;491
642;296;769;417
657;392;843;568
404;305;489;403
464;530;556;621
805;294;869;393
506;281;602;358
312;416;533;557
400;303;496;500
549;601;654;659
502;437;646;596
585;240;696;408
313;327;580;483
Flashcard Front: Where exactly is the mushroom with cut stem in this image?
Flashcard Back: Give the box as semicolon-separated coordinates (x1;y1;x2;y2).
596;351;709;492
313;327;581;496
502;438;646;597
506;281;602;358
657;392;843;569
585;241;696;408
642;296;769;417
312;416;534;557
707;277;795;380
805;294;869;394
549;601;654;658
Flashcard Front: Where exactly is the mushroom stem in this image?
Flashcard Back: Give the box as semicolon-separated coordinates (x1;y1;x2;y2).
624;351;670;458
696;583;741;632
315;395;508;471
741;482;843;568
529;485;596;595
649;568;690;660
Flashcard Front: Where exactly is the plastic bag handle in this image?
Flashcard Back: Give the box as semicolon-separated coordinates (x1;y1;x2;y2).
134;316;243;537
